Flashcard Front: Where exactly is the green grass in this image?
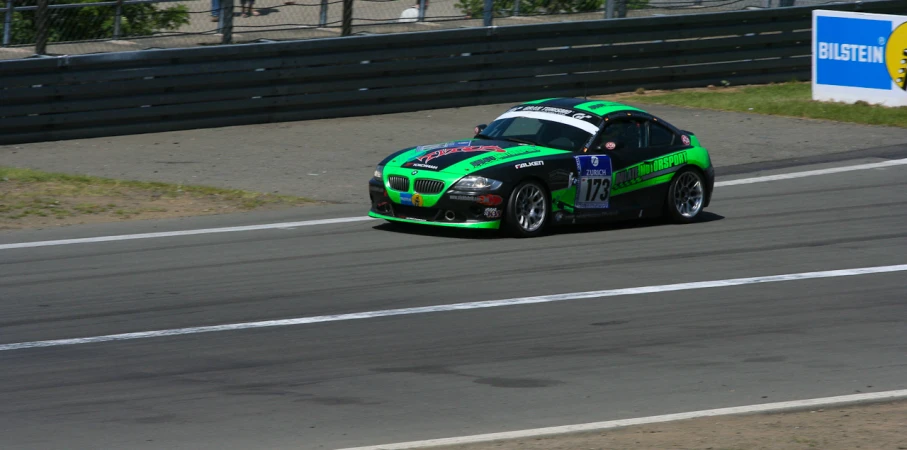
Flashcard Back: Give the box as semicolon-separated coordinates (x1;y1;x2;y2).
0;166;315;224
0;166;313;206
622;82;907;128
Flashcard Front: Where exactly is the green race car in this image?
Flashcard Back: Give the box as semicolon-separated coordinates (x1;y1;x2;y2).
368;97;715;237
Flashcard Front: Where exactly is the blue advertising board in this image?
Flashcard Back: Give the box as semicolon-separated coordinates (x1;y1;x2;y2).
812;10;907;106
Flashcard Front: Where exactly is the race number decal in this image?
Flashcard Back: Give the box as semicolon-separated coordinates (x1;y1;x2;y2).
574;155;613;209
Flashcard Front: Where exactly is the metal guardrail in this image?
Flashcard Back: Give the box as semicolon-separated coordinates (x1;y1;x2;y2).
1;0;905;145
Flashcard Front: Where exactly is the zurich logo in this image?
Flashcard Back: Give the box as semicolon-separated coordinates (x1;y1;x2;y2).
591;156;599;167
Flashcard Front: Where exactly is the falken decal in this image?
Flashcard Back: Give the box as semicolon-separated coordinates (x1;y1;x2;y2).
515;161;544;169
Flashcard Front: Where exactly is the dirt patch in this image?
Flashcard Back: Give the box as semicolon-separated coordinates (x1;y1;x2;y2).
0;168;316;230
433;400;907;450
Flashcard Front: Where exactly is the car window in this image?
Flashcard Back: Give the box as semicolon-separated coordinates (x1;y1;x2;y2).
500;117;543;137
481;117;591;152
647;121;676;147
598;119;642;151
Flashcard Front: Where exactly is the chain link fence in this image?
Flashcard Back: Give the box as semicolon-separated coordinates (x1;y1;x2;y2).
0;0;871;59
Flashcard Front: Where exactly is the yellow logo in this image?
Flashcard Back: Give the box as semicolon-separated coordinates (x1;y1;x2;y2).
887;22;907;90
412;193;424;207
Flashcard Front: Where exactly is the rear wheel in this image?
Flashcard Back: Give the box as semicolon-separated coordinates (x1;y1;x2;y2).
504;180;550;238
665;168;705;224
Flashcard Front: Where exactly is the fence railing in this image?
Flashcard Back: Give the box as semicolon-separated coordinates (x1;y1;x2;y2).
1;0;867;58
1;0;905;145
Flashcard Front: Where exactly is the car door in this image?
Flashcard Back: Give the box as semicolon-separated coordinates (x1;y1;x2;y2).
582;115;646;211
594;114;691;209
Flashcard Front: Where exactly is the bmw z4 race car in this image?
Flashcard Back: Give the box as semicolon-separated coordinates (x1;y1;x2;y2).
368;98;715;237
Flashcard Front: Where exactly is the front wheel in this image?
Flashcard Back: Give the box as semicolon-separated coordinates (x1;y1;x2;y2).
503;180;550;238
665;167;705;224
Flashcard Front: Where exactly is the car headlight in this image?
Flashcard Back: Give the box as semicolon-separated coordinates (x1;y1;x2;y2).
373;165;384;179
453;176;502;191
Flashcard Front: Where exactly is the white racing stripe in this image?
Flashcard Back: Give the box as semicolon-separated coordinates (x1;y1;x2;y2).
1;157;905;251
337;389;907;450
493;110;601;134
715;158;907;186
0;216;376;250
1;263;905;352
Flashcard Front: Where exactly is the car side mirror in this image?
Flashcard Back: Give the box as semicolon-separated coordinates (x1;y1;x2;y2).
474;124;487;136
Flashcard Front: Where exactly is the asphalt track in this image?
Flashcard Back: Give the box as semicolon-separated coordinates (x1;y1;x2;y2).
2;150;907;449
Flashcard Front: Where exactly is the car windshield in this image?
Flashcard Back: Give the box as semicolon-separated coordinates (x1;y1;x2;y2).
478;115;594;152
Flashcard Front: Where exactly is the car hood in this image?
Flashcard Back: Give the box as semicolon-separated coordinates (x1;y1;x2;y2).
384;139;568;175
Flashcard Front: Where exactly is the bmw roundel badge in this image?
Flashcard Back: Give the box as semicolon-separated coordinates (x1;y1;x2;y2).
412;170;418;175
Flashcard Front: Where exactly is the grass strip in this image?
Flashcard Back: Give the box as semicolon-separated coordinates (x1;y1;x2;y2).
610;82;907;128
0;166;315;227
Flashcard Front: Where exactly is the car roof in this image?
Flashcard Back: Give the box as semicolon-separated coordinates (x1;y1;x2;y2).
519;97;646;117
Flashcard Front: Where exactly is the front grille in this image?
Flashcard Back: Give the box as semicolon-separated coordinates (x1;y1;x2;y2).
388;175;409;192
414;179;445;194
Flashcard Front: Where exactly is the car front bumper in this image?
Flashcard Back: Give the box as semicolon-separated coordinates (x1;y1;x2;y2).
368;178;503;229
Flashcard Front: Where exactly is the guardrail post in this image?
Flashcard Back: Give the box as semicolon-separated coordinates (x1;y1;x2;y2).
341;0;351;35
3;0;13;46
113;0;123;39
513;0;520;16
319;0;327;27
482;0;491;26
605;0;613;18
221;0;233;44
417;0;425;21
35;0;48;54
616;0;626;18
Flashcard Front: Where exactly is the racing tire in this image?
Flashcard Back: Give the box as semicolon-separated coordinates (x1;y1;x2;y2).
503;180;550;238
664;167;705;224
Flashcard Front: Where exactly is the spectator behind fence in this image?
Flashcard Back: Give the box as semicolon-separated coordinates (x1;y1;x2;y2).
211;0;220;21
241;0;260;16
399;0;428;22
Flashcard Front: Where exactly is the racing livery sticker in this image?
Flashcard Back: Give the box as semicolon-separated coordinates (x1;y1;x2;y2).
515;161;544;169
399;193;424;206
483;208;502;218
477;194;503;206
415;145;507;164
574;155;612;209
404;162;440;170
416;140;472;151
613;151;688;189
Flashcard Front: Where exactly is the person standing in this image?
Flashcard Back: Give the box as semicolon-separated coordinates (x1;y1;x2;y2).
241;0;260;16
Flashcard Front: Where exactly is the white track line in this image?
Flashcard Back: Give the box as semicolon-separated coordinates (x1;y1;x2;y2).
0;216;376;250
715;158;907;186
337;389;907;450
1;263;905;352
1;157;905;251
